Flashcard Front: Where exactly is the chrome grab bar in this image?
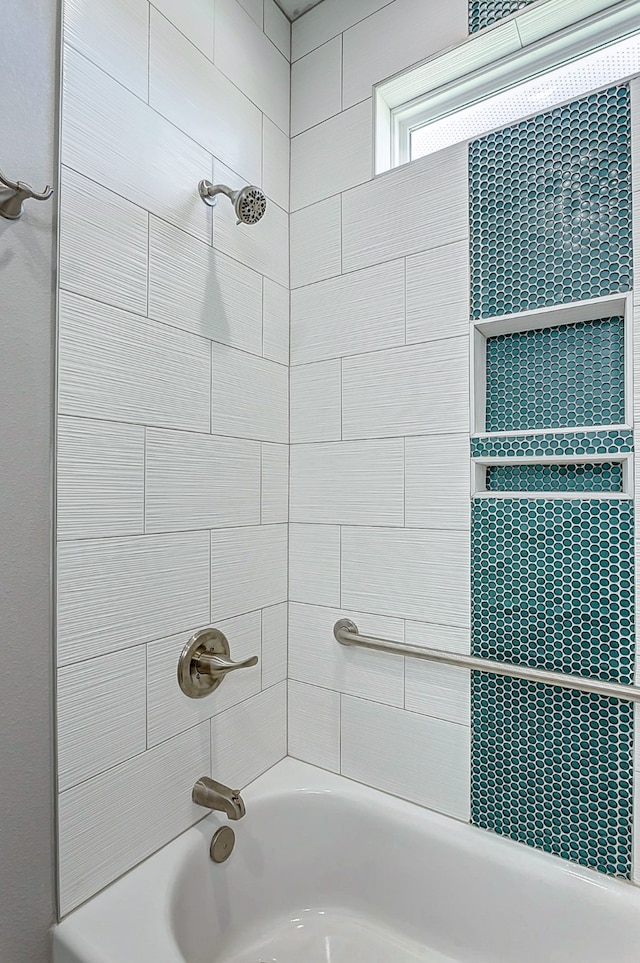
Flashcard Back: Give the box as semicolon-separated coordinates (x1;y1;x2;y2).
334;619;640;703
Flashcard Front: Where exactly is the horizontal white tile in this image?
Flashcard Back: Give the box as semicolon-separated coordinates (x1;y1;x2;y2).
264;0;291;59
342;0;467;110
150;10;261;185
403;620;470;654
262;602;288;688
211;345;288;443
152;0;214;59
59;166;148;315
57;532;211;666
291;259;405;365
341;527;470;626
342;338;469;439
215;0;290;134
146;612;262;747
237;0;264;26
288;680;340;772
263;280;289;366
289;524;341;606
145;429;261;533
210;682;287;787
292;0;390;60
291;99;372;210
262;443;289;523
148;217;263;356
342;143;468;272
289;602;405;706
404;659;470;727
64;0;149;100
213;161;289;288
58;723;210;914
63;44;211;243
57;417;145;540
406;240;470;346
290;440;404;525
405;433;470;531
292;37;342;136
290;195;342;289
263;117;290;212
341;696;470;820
58;292;211;432
290;360;342;443
57;647;146;791
210;524;288;621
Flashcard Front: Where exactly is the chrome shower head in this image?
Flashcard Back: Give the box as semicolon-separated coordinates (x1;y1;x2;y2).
198;180;267;225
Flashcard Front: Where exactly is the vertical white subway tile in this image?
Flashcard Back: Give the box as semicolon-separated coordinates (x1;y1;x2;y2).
291;99;372;210
64;0;149;100
290;440;404;525
145;428;261;533
57;532;211;665
63;44;212;243
148;217;263;356
406;240;470;345
210;682;287;787
215;0;290;133
211;346;288;443
342;339;469;439
152;0;214;59
405;433;470;531
291;195;342;289
262;602;288;688
59;167;148;315
291;37;342;136
341;527;470;626
292;0;391;61
262;443;289;523
342;143;468;272
291;259;405;365
289;524;341;606
57;417;145;540
341;696;470;820
57;647;147;791
149;10;262;185
263;280;290;366
263;117;290;212
146;612;262;747
288;602;405;706
58;723;210;915
342;0;467;110
210;525;288;621
264;0;291;60
58;292;211;432
290;360;342;443
288;680;340;772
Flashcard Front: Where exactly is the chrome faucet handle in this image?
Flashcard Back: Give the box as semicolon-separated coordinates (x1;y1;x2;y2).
177;627;259;699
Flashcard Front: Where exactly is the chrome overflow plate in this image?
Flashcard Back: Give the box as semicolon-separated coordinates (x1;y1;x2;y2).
210;826;235;863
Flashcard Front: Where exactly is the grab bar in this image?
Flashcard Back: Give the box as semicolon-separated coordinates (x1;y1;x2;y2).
333;619;640;702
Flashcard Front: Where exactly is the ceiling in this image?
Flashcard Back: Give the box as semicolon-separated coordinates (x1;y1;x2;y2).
274;0;326;20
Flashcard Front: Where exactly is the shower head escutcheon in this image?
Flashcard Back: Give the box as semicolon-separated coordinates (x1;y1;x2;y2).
198;180;267;225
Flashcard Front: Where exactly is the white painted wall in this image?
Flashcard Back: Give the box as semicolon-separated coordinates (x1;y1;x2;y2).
56;0;291;915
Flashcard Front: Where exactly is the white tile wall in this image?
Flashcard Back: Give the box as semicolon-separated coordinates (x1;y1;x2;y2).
263;117;291;212
291;259;405;364
289;524;341;606
262;443;289;523
404;661;470;727
288;680;341;771
263;280;290;365
291;196;342;289
262;603;288;688
211;346;288;443
264;0;291;59
406;240;470;345
210;525;288;620
210;682;287;787
405;433;470;531
151;0;214;59
290;440;404;525
292;37;342;135
145;429;261;533
292;0;391;61
290;360;342;443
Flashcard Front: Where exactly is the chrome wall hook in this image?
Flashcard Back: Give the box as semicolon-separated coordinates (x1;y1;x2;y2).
0;167;54;220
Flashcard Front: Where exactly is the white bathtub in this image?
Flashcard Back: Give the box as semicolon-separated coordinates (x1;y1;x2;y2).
53;758;640;962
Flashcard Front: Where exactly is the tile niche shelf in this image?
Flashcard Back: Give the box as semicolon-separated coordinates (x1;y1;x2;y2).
471;291;633;498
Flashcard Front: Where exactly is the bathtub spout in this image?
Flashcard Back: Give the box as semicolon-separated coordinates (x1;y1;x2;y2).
192;776;246;820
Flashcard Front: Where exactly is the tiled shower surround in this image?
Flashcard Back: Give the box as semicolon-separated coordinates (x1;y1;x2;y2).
55;0;640;916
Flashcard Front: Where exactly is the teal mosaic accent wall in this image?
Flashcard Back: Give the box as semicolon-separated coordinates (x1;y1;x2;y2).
469;86;632;320
471;676;633;877
469;0;535;33
485;462;623;493
485;317;625;432
471;429;633;460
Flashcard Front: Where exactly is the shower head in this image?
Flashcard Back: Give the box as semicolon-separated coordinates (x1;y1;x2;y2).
198;180;267;225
